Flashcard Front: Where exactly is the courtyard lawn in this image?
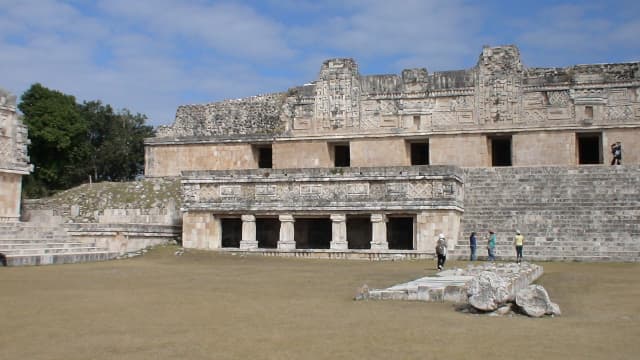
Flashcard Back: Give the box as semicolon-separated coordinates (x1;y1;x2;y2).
1;246;639;360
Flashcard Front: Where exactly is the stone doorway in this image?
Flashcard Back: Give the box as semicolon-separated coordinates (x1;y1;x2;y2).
294;218;331;249
256;218;279;249
387;216;414;250
221;218;242;248
347;216;372;249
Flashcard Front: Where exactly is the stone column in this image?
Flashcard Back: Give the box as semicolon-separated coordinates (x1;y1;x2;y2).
330;214;348;250
415;212;430;251
277;214;296;250
370;213;388;250
239;214;258;250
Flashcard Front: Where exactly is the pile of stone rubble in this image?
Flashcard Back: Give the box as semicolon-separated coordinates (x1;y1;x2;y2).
355;262;561;318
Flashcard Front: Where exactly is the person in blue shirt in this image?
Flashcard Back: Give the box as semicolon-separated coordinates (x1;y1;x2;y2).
469;232;477;261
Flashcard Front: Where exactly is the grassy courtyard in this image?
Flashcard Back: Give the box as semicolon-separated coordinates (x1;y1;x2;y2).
1;246;639;360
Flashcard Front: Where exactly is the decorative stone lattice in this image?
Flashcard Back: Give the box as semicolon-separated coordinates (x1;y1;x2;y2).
547;90;571;107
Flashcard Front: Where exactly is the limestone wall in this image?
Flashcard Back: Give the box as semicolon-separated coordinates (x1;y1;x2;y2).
0;173;22;221
512;131;575;166
430;134;490;167
350;138;410;167
146;45;640;176
146;143;258;177
459;166;640;261
273;141;332;169
0;88;32;221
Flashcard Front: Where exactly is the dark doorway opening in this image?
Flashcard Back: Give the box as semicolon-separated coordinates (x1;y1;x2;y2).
410;142;429;165
257;145;272;169
387;217;414;250
333;144;350;167
347;216;371;249
221;218;242;248
490;136;512;166
577;133;601;164
256;218;279;249
294;218;331;249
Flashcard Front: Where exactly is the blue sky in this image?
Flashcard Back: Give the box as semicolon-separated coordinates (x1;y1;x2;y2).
1;0;639;126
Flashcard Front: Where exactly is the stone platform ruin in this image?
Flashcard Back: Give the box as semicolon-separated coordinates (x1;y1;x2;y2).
359;262;544;304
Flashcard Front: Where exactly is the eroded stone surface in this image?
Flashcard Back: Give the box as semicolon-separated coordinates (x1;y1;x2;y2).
467;271;512;311
515;284;561;317
360;262;543;305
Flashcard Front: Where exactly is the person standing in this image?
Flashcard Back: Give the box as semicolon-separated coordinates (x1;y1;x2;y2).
435;233;448;270
469;232;477;261
514;230;524;263
611;142;622;165
487;231;496;261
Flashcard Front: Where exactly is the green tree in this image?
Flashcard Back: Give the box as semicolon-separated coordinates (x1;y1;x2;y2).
19;84;155;197
79;101;154;182
19;83;91;196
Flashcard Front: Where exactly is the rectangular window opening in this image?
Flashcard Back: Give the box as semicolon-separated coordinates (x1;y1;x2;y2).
255;145;272;169
332;143;350;167
410;141;429;165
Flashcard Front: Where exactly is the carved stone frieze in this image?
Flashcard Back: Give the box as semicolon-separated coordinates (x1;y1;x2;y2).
149;45;640;144
182;167;463;212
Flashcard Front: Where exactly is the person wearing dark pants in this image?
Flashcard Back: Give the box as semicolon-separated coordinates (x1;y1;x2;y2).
514;230;524;263
469;232;477;261
435;234;447;270
611;142;622;165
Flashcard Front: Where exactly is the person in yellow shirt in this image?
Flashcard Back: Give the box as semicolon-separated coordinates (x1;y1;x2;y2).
514;230;524;263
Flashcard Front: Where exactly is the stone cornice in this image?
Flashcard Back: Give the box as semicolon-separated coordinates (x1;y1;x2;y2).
147;122;640;146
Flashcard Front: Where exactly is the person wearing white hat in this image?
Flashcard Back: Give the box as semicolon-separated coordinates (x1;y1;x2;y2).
514;230;524;263
435;234;448;270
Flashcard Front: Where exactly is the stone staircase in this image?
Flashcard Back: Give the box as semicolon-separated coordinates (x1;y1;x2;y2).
452;166;640;262
0;223;118;266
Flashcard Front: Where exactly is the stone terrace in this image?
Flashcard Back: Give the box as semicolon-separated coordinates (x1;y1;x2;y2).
0;223;118;266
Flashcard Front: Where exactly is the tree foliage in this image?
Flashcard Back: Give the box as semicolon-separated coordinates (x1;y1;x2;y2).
19;84;155;197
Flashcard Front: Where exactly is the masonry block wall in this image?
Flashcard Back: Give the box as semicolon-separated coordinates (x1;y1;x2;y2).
459;166;640;261
0;88;32;221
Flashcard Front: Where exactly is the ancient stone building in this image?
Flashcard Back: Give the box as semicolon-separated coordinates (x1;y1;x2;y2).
146;45;640;260
0;88;32;222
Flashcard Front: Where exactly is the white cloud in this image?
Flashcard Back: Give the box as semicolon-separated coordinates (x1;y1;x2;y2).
0;0;637;128
287;0;483;71
514;2;640;66
97;0;294;61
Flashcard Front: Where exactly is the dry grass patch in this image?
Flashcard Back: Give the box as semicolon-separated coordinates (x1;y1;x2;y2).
1;246;639;360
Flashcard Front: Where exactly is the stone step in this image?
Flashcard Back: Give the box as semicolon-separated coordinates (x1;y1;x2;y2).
5;251;119;266
0;236;79;246
1;247;108;255
0;242;95;249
